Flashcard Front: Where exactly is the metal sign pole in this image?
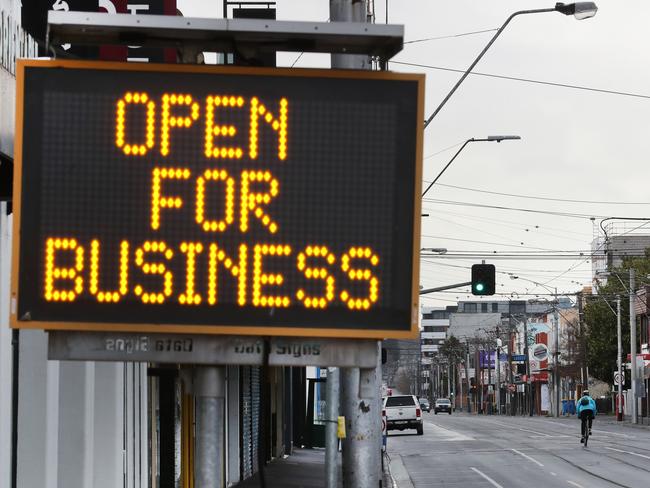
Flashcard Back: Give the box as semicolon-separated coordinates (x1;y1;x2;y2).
194;366;226;487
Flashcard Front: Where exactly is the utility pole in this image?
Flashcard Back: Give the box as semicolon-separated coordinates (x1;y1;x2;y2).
194;367;226;487
617;295;623;421
331;5;380;485
630;269;638;424
325;367;340;488
487;342;492;414
465;344;471;413
458;363;463;412
523;318;533;416
577;291;587;393
508;321;514;416
496;337;502;415
554;289;560;418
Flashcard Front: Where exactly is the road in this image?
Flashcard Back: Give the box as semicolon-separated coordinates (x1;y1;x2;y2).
386;413;650;488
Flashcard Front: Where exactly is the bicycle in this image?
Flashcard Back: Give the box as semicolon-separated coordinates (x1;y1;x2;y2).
579;410;594;447
581;415;590;447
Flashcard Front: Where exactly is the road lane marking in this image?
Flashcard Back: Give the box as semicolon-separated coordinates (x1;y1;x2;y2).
550;472;557;476
424;421;474;441
531;419;635;438
567;481;585;488
470;467;504;488
489;421;551;437
511;449;544;467
604;447;650;460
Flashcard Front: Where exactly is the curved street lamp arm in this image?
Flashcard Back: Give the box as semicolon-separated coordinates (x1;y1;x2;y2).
423;8;556;129
422;138;476;197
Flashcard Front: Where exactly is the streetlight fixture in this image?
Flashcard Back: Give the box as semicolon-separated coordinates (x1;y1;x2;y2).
421;136;520;197
423;2;598;128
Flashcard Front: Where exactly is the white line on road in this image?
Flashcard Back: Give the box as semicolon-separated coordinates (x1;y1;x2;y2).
604;447;650;460
567;481;585;488
511;449;544;467
550;472;557;476
489;421;551;437
470;467;504;488
531;419;635;438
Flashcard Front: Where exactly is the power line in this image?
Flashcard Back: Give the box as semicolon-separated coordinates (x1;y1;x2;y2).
423;198;613;219
404;28;498;45
425;211;588;244
421;233;563;251
424;140;464;160
434;183;650;205
391;60;650;100
423;206;591;238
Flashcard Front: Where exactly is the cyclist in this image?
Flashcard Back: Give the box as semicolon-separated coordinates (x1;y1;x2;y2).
576;390;597;443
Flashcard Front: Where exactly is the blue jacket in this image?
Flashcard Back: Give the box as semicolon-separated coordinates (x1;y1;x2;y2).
575;396;597;415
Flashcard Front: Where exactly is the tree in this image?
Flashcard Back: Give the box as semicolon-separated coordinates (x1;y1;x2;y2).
584;251;650;384
439;335;465;365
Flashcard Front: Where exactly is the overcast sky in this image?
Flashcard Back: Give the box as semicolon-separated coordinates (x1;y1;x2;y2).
178;0;650;307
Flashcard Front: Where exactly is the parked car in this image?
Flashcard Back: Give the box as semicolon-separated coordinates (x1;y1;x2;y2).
434;398;452;415
419;397;431;412
383;394;423;435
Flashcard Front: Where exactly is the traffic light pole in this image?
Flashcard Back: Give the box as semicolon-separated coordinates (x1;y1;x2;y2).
420;282;471;295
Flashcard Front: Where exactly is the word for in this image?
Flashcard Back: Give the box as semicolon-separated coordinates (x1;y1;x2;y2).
151;167;280;234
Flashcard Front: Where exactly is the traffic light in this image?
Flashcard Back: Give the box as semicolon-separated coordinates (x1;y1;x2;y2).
471;264;495;295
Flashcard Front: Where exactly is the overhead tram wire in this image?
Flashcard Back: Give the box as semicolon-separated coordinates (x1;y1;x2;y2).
391;60;650;101
404;28;499;44
421;206;591;238
425;212;589;244
423;198;615;220
420;259;591;276
433;183;650;205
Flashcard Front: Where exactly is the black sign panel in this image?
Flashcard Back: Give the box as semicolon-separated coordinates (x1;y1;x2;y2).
12;60;423;338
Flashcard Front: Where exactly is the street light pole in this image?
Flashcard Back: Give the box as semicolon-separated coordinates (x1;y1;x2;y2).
630;268;638;424
617;295;623;421
554;288;561;418
422;2;598;127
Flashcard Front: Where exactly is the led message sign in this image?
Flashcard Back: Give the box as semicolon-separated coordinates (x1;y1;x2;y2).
11;60;423;338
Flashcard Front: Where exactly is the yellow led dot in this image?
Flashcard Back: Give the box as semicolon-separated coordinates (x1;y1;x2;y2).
341;291;349;301
327;255;335;265
282;297;290;307
297;290;305;300
320;298;327;308
305;297;312;308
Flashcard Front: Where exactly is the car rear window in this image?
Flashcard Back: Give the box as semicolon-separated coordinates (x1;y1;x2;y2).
436;399;450;404
386;396;416;407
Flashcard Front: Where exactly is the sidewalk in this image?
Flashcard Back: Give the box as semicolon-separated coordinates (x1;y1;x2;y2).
232;448;392;488
233;448;332;488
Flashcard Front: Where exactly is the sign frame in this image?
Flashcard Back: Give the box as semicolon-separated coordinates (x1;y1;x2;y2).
11;59;424;340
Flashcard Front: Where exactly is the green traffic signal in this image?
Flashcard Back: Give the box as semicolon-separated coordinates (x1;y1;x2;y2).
471;264;495;295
